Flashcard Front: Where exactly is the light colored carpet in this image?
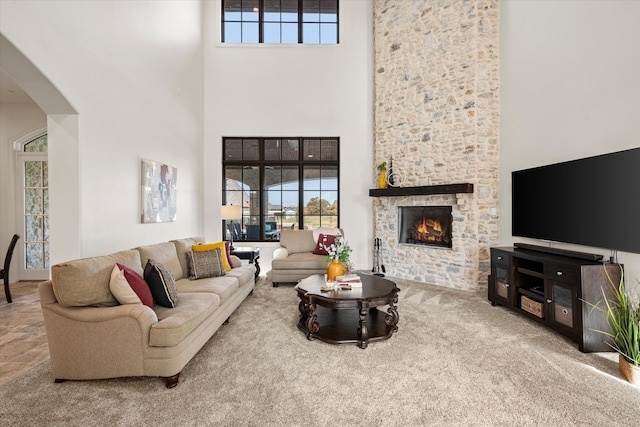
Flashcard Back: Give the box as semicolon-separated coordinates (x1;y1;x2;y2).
1;277;639;426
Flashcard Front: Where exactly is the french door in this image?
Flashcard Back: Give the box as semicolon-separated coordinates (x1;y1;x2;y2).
16;152;49;280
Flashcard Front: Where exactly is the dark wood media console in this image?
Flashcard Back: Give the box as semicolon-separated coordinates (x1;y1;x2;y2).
488;246;622;352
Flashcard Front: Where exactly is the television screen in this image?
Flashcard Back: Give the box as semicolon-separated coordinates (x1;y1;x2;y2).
512;147;640;254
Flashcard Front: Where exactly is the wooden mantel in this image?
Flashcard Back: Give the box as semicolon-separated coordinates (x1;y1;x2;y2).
368;183;474;197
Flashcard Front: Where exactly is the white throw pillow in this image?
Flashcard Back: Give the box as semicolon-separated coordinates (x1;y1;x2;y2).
312;227;342;243
109;265;142;305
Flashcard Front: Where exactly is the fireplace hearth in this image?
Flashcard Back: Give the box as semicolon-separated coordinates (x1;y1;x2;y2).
398;206;453;248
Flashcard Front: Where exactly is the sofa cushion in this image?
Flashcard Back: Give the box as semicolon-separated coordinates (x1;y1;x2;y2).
188;248;226;279
175;276;239;305
51;255;119;308
137;242;184;280
150;293;221;347
224;264;256;286
110;249;144;277
144;259;178;308
193;242;232;271
279;229;316;254
117;263;153;307
312;234;336;256
171;237;204;279
271;252;329;270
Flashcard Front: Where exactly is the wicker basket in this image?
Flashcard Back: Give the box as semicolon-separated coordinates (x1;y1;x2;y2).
521;296;544;318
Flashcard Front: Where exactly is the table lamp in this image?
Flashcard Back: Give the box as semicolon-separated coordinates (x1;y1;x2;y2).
221;205;242;250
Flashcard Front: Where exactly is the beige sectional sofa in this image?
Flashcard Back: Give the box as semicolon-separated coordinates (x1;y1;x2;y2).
38;237;255;388
271;229;342;286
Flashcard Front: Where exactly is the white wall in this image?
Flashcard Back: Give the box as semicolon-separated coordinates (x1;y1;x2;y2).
0;103;45;281
203;0;374;271
0;0;204;263
500;1;640;282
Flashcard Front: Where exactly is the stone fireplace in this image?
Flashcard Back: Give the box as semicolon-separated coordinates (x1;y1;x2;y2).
372;0;500;291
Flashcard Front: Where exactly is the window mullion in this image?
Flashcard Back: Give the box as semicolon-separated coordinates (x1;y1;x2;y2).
298;0;303;44
258;0;264;43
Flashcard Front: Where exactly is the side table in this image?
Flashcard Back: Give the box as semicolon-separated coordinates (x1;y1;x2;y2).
230;247;260;281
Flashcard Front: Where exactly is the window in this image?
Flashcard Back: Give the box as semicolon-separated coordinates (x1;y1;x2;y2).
222;0;339;44
223;137;339;241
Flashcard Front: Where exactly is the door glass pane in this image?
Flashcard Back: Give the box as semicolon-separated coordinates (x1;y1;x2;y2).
23;157;48;271
25;189;42;214
495;267;508;299
26;243;44;269
553;285;573;328
25;161;41;187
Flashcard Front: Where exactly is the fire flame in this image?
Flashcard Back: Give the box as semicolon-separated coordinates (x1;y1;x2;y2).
415;217;443;242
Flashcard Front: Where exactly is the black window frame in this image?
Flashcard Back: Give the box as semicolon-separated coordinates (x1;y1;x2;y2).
223;137;340;242
221;0;340;44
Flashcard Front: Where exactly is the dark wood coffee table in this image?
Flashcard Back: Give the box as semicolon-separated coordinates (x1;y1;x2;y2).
294;274;400;349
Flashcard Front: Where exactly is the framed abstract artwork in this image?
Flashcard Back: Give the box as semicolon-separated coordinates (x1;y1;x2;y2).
141;159;177;223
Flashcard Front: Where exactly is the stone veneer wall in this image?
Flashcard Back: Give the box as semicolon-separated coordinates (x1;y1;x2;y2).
373;0;500;291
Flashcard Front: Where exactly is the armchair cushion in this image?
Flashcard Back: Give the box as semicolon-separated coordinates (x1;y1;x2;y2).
279;229;316;254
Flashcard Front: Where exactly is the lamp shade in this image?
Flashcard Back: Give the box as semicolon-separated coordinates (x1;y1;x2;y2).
221;205;242;220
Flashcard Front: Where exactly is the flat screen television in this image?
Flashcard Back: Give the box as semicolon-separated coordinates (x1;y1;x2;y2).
512;147;640;255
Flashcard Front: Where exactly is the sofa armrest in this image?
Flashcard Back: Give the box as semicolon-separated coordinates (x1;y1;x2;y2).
38;280;159;380
229;254;242;268
273;247;290;260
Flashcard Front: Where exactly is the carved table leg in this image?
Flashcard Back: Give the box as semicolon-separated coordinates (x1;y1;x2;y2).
358;307;369;349
252;259;260;281
385;293;400;333
305;302;319;339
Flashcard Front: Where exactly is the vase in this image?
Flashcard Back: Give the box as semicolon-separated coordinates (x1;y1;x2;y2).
327;259;344;282
378;171;387;189
619;353;640;385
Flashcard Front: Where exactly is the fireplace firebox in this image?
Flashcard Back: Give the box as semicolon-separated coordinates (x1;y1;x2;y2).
398;206;453;248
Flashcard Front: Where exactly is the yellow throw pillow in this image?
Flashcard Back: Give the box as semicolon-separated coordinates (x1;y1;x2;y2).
192;242;232;271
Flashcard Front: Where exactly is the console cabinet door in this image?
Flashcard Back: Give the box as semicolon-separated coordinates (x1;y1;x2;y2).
490;250;513;306
547;280;578;337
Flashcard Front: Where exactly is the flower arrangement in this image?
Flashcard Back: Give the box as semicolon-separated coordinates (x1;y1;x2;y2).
321;234;352;264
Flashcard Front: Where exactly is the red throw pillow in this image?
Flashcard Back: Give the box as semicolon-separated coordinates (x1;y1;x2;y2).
117;263;154;308
313;234;336;256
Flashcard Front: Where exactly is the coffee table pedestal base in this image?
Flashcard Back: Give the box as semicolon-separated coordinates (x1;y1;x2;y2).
297;305;397;349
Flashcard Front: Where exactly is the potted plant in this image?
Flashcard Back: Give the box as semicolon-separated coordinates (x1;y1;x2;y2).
596;266;640;385
377;162;387;189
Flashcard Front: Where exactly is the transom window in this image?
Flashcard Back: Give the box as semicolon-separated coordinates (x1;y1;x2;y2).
223;137;339;242
222;0;339;44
